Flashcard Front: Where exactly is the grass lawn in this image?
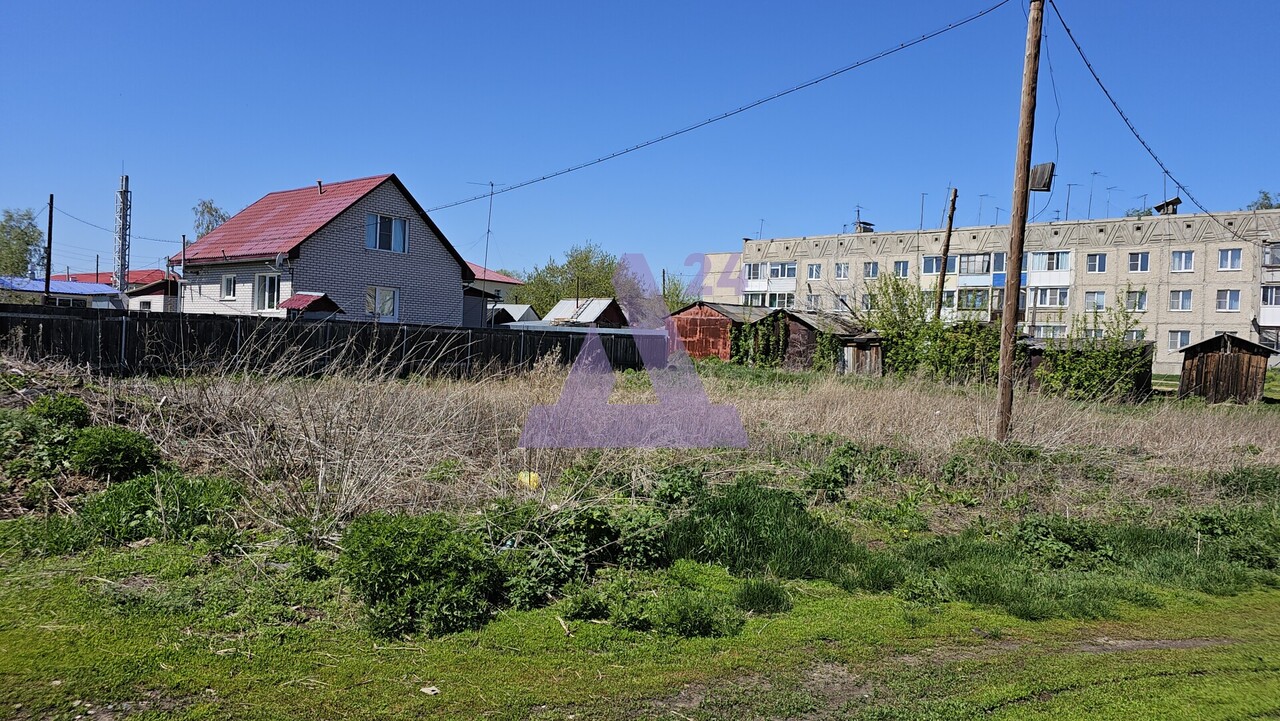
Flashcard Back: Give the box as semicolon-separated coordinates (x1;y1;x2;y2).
1;536;1278;720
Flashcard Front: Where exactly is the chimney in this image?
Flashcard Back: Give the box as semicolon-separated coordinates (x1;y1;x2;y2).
317;179;324;195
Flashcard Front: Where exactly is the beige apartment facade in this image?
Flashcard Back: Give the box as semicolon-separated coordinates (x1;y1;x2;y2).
725;209;1280;374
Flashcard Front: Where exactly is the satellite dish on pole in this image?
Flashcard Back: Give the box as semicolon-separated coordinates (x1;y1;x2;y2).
1029;162;1056;192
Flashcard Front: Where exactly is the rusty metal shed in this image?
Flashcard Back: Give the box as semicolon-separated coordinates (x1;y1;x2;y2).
667;302;772;360
1178;333;1274;404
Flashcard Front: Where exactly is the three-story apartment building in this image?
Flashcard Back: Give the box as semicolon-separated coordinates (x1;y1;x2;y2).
733;208;1280;373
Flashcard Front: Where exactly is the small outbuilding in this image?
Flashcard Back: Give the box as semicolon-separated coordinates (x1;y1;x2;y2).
540;298;628;328
1178;333;1274;404
666;301;773;360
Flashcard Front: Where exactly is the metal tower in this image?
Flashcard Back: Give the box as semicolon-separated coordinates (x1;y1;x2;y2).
113;175;131;291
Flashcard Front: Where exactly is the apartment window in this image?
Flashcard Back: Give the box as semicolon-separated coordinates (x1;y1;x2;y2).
1084;328;1105;340
1169;289;1193;311
1028;251;1069;271
1216;289;1241;312
993;252;1007;273
1084;291;1105;311
957;288;989;310
365;214;408;253
1034;325;1067;339
221;274;236;299
1086;253;1107;273
923;256;941;275
834;294;850;311
365;286;400;320
744;292;765;307
769;262;796;279
1263;286;1280;306
1168;330;1191;351
1124;329;1146;342
1128;252;1150;272
1125;290;1148;312
1170;250;1194;272
958;253;991;275
894;260;909;278
744;263;761;281
805;294;822;309
1265;245;1280;267
834;262;850;280
864;261;879;279
1035;287;1069;307
807;263;822;280
861;293;873;311
139;300;152;312
1218;248;1242;271
254;274;280;311
767;292;795;308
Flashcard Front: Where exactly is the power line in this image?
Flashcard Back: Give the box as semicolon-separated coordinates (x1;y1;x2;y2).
1045;0;1241;239
425;0;1014;213
53;205;182;244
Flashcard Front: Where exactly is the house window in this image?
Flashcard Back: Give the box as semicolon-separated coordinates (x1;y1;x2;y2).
1124;329;1145;342
1218;248;1242;270
365;214;408;253
1086;253;1107;273
807;263;822;280
744;263;761;281
1171;250;1194;272
1028;251;1069;271
864;261;879;279
861;293;873;311
1168;330;1191;351
365;286;400;320
254;274;280;311
893;260;909;278
769;262;796;279
1263;286;1280;307
221;274;236;299
1128;252;1150;272
767;292;794;308
805;294;822;309
957;288;989;310
834;262;850;280
993;252;1007;273
958;253;991;275
1084;291;1105;311
1035;287;1069;307
744;292;765;307
1169;289;1193;311
1216;289;1241;312
139;300;152;312
1125;290;1148;312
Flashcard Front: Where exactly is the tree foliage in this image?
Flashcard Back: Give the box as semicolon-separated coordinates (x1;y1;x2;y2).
192;199;230;240
0;209;45;277
1035;297;1149;402
506;243;623;317
1247;190;1280;211
1125;206;1154;218
661;272;698;313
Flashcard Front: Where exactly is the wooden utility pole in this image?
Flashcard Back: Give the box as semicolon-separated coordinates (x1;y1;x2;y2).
43;194;53;301
996;0;1044;442
934;187;959;320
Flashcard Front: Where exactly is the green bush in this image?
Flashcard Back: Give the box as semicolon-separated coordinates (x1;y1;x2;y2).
69;426;160;481
339;513;504;638
807;442;915;499
652;466;706;507
1014;515;1115;570
0;409;74;483
28;393;91;428
650;588;745;638
79;471;239;543
733;578;792;613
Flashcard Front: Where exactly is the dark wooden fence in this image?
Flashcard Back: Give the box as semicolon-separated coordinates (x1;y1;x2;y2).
0;304;666;376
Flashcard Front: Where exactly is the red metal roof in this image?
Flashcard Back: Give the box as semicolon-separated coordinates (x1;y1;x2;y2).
279;292;344;313
51;269;176;285
173;175;391;264
466;262;523;285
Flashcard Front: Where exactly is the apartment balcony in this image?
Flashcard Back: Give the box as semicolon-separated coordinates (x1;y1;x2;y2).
1261;307;1280;327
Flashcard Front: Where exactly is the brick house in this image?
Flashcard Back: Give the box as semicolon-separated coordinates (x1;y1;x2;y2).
172;174;474;325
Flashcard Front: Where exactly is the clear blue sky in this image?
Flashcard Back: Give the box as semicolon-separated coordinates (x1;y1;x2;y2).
3;1;1276;286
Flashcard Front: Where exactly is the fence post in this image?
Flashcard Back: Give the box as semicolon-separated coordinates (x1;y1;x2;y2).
119;316;127;371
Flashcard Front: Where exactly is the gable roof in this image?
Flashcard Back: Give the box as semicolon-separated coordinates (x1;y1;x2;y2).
279;292;345;313
490;303;538;322
670;301;773;324
542;298;625;325
125;278;179;297
774;309;865;337
467;262;523;285
172;174;474;281
0;276;118;296
1178;333;1275;357
52;269;176;285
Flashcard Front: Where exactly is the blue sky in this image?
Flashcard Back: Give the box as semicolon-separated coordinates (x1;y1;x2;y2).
3;1;1276;286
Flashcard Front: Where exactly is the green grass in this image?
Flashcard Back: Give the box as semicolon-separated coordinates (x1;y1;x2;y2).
1267;368;1280;400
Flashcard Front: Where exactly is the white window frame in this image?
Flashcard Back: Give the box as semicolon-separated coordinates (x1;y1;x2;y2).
1086;253;1107;273
1215;289;1241;312
365;214;408;253
834;262;850;280
366;285;400;321
1262;286;1280;307
1124;329;1145;342
1170;250;1195;273
893;260;909;278
1029;251;1069;272
767;292;794;308
769;262;796;279
834;294;850;311
1035;287;1069;307
1169;289;1193;312
254;273;280;311
1125;290;1148;312
807;263;822;280
1033;325;1067;339
1168;330;1191;351
958;253;991;275
1128;252;1150;273
221;274;236;299
1084;291;1105;311
139;300;152;312
993;252;1007;273
744;292;766;307
863;261;879;279
744;263;762;281
923;256;941;275
1218;248;1242;271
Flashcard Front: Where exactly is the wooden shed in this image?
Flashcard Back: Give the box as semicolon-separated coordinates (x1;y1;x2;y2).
846;332;884;377
773;310;867;372
1178;333;1274;404
667;302;772;360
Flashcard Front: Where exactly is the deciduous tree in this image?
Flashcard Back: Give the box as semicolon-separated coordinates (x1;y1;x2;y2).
192;199;230;239
0;208;45;277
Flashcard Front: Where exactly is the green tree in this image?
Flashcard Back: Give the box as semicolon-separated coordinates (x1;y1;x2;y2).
1125;206;1154;218
0;208;45;277
506;243;622;317
1246;190;1279;211
661;272;697;313
192;199;230;239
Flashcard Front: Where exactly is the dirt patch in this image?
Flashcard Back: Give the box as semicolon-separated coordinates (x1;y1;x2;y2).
801;662;873;706
10;689;189;720
650;683;707;712
1074;636;1233;653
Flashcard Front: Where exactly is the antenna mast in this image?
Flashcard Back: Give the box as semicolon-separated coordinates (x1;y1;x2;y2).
113;175;131;292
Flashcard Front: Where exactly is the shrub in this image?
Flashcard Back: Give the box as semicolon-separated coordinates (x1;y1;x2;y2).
79;471;239;543
652;466;706;507
807;442;915;499
733;578;792;613
650;588;745;638
339;513;504;638
29;393;91;428
0;409;75;483
1013;515;1115;570
69;426;160;481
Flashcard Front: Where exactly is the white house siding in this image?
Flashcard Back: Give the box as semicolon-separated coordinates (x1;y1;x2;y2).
128;294;178;313
289;181;465;326
181;263;292;318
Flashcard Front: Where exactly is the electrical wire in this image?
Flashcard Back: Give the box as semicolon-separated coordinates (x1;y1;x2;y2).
424;0;1015;213
53;205;182;244
1030;19;1062;222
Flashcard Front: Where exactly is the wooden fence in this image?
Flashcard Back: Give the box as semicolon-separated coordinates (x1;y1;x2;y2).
0;304;666;376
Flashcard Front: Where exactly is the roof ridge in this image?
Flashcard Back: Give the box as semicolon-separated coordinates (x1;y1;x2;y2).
262;174;393;196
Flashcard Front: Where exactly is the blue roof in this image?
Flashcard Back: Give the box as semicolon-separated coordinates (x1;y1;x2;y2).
0;276;120;296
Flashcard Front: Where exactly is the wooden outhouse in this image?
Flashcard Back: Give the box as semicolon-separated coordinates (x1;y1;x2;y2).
1178;334;1274;404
